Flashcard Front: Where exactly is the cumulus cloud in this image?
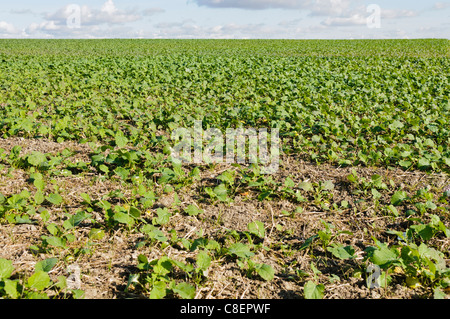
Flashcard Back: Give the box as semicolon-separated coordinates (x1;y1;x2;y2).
193;0;308;10
22;0;164;38
433;2;450;10
192;0;359;16
0;21;17;33
152;20;285;39
321;14;366;26
43;0;141;26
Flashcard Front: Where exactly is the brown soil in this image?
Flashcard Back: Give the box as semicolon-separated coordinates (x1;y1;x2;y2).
0;137;449;299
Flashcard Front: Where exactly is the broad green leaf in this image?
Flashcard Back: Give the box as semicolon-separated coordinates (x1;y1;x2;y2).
27;271;51;291
410;224;434;241
4;279;19;299
34;190;45;205
149;281;167;299
320;180;335;191
35;258;58;273
113;212;135;226
140;224;168;242
370;242;398;267
33;178;45;192
256;263;275;281
115;133;128;148
71;289;85;299
46;193;63;205
227;243;254;259
89;228;105;240
247;221;265;239
45;236;66;248
284;177;295;188
327;244;355;260
391;191;407;206
304;281;324;299
27;151;47;167
114;167;130;180
217;171;234;185
213;184;229;202
152;207;171;225
298;182;313;192
173;282;196;299
0;258;14;280
196;250;211;272
185;204;203;216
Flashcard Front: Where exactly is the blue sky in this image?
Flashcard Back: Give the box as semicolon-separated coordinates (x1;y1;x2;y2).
0;0;448;39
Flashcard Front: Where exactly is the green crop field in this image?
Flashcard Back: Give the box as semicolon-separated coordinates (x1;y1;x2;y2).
0;39;449;299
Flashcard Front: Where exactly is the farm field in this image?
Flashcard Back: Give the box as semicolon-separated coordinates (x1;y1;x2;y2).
0;39;449;299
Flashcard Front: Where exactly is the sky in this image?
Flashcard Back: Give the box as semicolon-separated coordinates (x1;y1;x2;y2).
0;0;448;39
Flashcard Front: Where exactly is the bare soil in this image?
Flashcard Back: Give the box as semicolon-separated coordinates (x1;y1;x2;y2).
0;137;449;299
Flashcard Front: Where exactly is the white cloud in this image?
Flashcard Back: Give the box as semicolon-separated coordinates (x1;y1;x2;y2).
193;0;358;15
321;13;365;26
381;9;417;19
21;0;164;38
0;21;17;34
307;0;353;16
152;20;286;39
44;1;142;26
433;2;450;10
142;8;166;16
193;0;308;10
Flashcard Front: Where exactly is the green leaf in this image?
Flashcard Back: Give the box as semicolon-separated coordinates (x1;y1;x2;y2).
299;235;318;251
152;207;171;226
35;258;58;273
391;191;407;206
255;263;275;281
0;258;14;280
247;221;265;239
433;287;446;299
149;281;167;299
196;250;211;272
45;236;66;248
217;171;234;185
418;158;430;169
46;193;63;205
298;182;313;192
304;281;324;299
80;193;91;205
213;184;229;202
370;242;398;267
27;151;47;167
320;180;335;191
185;204;203;216
71;289;85;299
114;167;130;180
34;190;45;205
115;133;128;148
173;282;196;299
284;177;295;188
389;120;404;130
88;228;105;241
113;212;135;226
27;271;51;291
4;279;19;299
410;224;434;241
153;257;173;276
140;224;168;242
399;160;412;169
33;178;45;192
327;244;355;260
227;243;254;259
